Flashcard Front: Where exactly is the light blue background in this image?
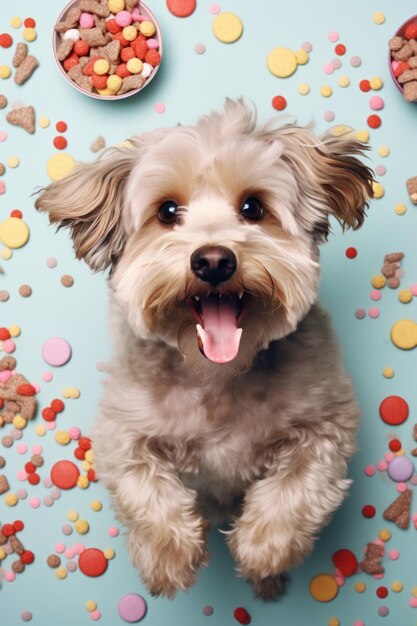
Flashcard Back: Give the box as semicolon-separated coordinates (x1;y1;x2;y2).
1;1;417;625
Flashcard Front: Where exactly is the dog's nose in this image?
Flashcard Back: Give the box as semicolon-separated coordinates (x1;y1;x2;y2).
190;245;237;286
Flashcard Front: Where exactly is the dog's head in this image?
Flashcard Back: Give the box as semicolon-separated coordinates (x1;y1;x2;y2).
35;100;373;376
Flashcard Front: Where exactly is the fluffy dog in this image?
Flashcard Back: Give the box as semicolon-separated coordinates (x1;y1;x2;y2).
36;100;374;600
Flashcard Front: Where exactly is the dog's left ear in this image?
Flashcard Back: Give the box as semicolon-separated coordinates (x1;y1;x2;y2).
277;126;374;240
35;145;137;271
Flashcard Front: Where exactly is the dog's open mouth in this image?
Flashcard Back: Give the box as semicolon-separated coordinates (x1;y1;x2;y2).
186;293;248;364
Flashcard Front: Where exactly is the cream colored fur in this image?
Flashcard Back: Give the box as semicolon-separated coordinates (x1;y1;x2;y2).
35;100;374;600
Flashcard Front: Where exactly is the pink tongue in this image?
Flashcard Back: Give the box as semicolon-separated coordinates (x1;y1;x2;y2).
196;295;243;364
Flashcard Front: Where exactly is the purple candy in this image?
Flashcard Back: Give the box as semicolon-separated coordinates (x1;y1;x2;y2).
387;456;414;482
118;594;147;623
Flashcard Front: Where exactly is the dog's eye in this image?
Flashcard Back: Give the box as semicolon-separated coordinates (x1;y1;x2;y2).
240;197;264;221
158;200;179;224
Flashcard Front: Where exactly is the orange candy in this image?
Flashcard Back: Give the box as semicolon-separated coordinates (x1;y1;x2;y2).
112;32;130;48
145;49;160;66
83;56;102;76
106;18;122;34
73;40;89;56
121;46;136;62
63;53;79;72
92;73;109;89
132;40;148;60
115;63;131;78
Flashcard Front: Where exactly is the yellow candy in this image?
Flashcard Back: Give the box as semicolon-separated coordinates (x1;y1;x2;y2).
355;581;366;592
67;510;79;522
295;49;309;65
7;156;19;168
373;12;385;25
77;476;90;489
13;415;27;429
378;145;390;157
5;493;18;506
355;129;369;142
397;448;406;456
75;519;89;534
107;74;122;92
391;581;403;592
372;274;386;289
56;567;68;579
267;47;297;77
91;500;102;512
412;586;417;597
0;217;29;249
35;424;46;436
383;367;394;379
62;387;80;399
8;324;20;337
391;319;417;350
1;248;12;260
212;12;243;44
23;28;37;42
320;85;332;97
328;619;340;626
85;449;95;464
47;153;76;181
39;117;50;128
338;75;350;88
96;88;116;96
85;600;97;612
379;528;391;541
126;58;143;74
0;547;6;560
10;16;22;28
108;0;124;12
372;181;384;198
139;21;156;37
104;548;115;560
395;203;406;215
93;59;110;75
399;289;413;304
81;461;92;472
298;83;310;95
123;25;137;41
331;125;352;137
370;76;383;90
55;430;70;445
309;573;339;602
0;65;11;79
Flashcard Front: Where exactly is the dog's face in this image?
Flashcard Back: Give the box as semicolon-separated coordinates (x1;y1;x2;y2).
36;100;373;376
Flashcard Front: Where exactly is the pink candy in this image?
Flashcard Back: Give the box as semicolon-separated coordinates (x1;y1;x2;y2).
79;12;95;28
147;38;159;49
115;10;132;27
0;370;12;383
328;30;339;42
370;95;384;110
324;63;334;74
131;7;141;21
2;340;16;354
69;426;81;440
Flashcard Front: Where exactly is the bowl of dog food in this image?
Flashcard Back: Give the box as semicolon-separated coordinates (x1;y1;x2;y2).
53;0;162;100
388;15;417;101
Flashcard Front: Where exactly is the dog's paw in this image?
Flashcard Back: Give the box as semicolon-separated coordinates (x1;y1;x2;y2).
127;519;210;599
250;574;283;601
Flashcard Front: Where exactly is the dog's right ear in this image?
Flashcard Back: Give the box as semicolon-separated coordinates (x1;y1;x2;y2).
35;145;137;272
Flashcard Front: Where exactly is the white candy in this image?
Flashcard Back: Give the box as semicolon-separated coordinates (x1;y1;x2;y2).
141;63;153;78
63;28;81;41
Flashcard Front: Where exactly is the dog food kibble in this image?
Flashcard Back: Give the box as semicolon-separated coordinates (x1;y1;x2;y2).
117;593;147;622
55;3;161;96
309;573;339;602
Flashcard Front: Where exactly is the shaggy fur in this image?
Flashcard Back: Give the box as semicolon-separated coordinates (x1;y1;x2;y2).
35;100;374;600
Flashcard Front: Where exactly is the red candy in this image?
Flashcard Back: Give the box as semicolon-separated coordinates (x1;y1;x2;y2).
51;460;80;489
272;95;287;111
53;136;68;150
74;447;86;461
166;0;196;18
346;247;357;259
359;79;371;92
63;52;79;72
42;407;56;422
24;18;36;28
106;18;122;34
20;550;35;564
16;383;36;396
0;327;10;340
0;33;13;48
367;114;381;129
376;586;388;598
112;32;130;48
10;209;23;218
234;607;251;625
394;61;410;78
404;23;417;40
87;469;97;482
121;47;136;62
83;56;102;76
379;396;409;426
335;44;346;55
24;462;36;474
132;40;148;60
145;49;161;66
115;63;131;78
79;437;92;451
331;549;358;576
51;399;65;413
2;524;16;537
73;40;90;56
362;504;376;518
92;73;109;89
27;473;40;486
78;548;108;577
13;520;24;532
389;438;402;452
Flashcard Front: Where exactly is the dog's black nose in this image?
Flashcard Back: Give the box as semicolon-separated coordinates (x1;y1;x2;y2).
190;246;237;286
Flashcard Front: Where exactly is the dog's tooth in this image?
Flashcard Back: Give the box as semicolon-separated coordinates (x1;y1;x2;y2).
194;295;200;302
238;292;244;299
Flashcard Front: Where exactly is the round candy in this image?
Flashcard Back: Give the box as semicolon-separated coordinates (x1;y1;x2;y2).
118;593;147;622
267;47;297;77
331;549;358;577
139;21;156;37
387;456;414;482
42;337;71;366
51;460;80;489
47;153;76;181
272;95;287;111
79;12;95;28
166;0;196;18
379;395;409;426
79;548;108;577
390;319;417;350
0;217;29;248
115;10;133;27
309;573;339;602
212;12;243;44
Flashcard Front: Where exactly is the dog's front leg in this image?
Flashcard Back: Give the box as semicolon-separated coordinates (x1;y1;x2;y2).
97;438;210;598
227;429;353;599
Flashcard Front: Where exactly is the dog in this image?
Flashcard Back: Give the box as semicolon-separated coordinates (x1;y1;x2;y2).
35;99;374;600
